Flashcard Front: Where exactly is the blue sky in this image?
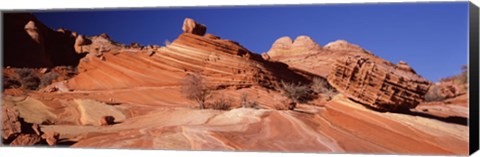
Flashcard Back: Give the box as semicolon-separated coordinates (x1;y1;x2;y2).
33;2;469;82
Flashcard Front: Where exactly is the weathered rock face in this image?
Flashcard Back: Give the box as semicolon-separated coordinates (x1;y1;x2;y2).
2;106;22;142
74;35;92;53
10;134;43;146
182;18;207;36
396;61;416;74
41;132;60;146
67;18;309;91
3;13;86;68
2;105;58;146
327;56;431;111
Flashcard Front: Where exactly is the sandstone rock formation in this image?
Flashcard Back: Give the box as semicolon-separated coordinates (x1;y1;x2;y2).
24;20;43;44
2;106;22;142
292;36;322;51
65;18;309;91
267;35;321;57
327;56;431;111
2;105;58;146
324;40;368;53
1;14;469;155
396;61;416;74
3;13;86;68
182;18;207;36
10;134;43;146
41;132;60;146
74;35;92;53
265;36;384;77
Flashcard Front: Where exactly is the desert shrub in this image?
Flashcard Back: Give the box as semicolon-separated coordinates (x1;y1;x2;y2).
39;71;60;88
59;66;78;79
457;65;468;85
209;95;232;110
279;81;312;110
16;68;36;78
437;65;468;94
240;93;259;109
424;85;445;102
15;68;40;90
273;103;287;110
440;65;468;85
311;77;338;101
180;73;210;109
3;76;21;89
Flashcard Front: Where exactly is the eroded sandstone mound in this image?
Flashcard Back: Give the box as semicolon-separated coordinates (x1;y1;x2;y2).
265;36;384;77
327;56;431;111
65;18;309;91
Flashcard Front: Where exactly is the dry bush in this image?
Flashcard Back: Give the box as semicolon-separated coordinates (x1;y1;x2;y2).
311;77;338;101
440;65;468;86
180;73;210;109
424;85;445;102
58;66;78;79
273;103;287;110
39;71;60;88
3;76;21;89
240;93;259;109
280;81;311;104
209;95;232;110
15;68;40;90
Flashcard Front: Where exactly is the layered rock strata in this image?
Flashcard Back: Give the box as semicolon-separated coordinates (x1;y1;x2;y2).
327;56;431;111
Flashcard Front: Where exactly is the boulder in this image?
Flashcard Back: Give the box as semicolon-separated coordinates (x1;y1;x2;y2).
182;18;207;36
261;53;271;60
327;56;431;111
31;123;42;135
99;116;115;126
439;84;458;99
41;132;60;146
74;35;92;53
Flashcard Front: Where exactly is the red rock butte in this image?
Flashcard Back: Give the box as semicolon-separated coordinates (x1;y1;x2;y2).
1;13;469;155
